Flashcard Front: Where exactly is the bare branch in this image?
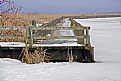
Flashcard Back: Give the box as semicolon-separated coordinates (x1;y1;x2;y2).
0;0;22;26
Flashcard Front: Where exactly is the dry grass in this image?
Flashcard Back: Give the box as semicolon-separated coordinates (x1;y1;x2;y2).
21;39;49;64
1;13;121;27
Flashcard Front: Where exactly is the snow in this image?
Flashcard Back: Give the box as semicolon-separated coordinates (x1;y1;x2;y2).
0;41;81;47
33;42;83;47
0;42;26;47
62;18;71;27
58;30;75;36
59;18;74;36
75;17;121;62
0;17;121;81
54;18;74;36
46;18;77;45
0;42;82;47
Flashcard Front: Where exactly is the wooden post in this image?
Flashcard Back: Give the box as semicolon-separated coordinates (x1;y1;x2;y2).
90;47;95;62
67;47;74;63
28;26;33;48
85;27;91;50
84;28;87;45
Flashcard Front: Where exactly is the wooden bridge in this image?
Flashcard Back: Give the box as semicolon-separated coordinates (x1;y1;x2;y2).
0;16;95;63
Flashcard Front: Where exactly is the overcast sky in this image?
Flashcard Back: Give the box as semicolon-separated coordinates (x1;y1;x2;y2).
15;0;121;13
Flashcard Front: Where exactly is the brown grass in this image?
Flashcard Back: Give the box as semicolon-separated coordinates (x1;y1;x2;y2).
0;13;121;27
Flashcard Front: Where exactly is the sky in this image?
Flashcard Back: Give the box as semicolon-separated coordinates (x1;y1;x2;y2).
14;0;121;14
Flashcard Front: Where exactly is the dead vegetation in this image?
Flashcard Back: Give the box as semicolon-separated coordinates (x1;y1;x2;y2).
1;13;121;27
0;27;26;42
20;39;49;64
21;48;49;64
0;0;22;27
0;29;25;35
0;38;24;42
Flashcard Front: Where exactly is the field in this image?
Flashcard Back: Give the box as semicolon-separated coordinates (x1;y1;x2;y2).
0;13;121;26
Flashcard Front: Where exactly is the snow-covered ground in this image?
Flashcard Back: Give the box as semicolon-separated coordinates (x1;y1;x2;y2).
0;17;121;81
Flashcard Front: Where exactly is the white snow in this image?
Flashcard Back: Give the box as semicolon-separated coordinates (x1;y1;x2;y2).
0;42;26;47
0;17;121;81
62;18;71;27
58;30;75;36
33;42;83;47
55;18;74;36
47;18;77;45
